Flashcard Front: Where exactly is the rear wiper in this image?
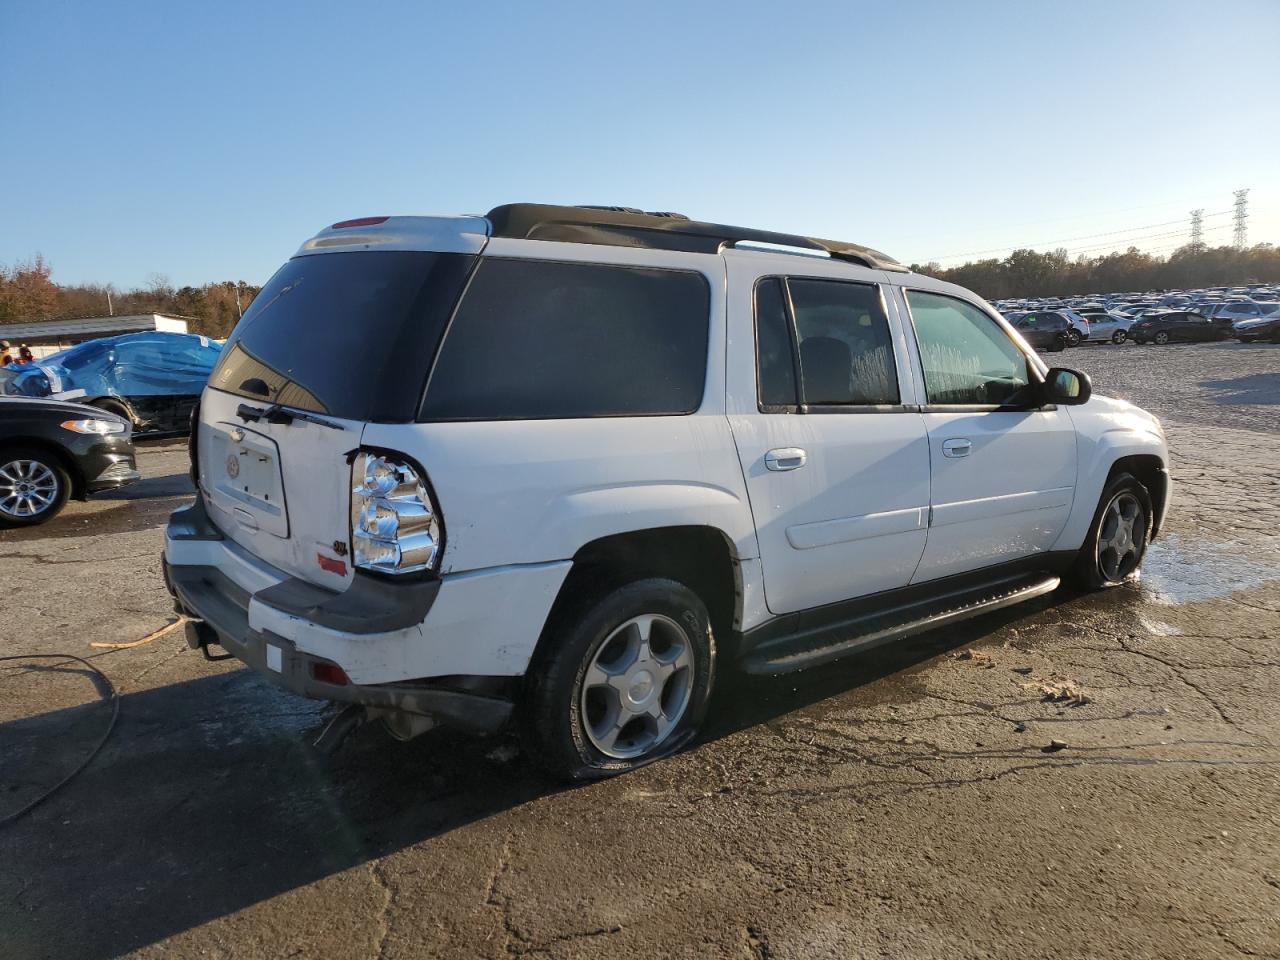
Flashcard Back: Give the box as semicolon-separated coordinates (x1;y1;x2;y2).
235;402;344;430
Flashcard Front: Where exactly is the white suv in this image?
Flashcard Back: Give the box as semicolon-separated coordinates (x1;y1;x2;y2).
163;204;1171;779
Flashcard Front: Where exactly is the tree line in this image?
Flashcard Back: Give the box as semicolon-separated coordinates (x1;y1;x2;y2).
4;242;1278;336
911;243;1280;301
0;255;261;339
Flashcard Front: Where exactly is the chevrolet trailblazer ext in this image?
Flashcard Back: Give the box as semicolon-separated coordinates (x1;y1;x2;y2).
164;204;1170;779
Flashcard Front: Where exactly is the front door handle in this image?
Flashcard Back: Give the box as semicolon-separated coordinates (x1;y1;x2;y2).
942;438;972;458
765;447;807;472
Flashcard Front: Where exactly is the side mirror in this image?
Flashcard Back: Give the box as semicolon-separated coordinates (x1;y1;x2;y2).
1043;367;1091;406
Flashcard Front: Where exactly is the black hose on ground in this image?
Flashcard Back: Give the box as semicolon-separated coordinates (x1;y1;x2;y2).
0;653;119;828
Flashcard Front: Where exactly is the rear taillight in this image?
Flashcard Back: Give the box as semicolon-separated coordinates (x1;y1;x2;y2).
350;451;441;575
331;216;389;229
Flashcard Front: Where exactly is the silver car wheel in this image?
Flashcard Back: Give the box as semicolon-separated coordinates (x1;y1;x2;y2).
1097;491;1145;583
580;613;695;760
0;459;61;519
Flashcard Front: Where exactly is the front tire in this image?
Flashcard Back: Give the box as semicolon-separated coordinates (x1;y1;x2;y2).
1067;329;1082;347
1071;472;1153;591
519;578;716;780
1111;330;1128;344
0;446;71;527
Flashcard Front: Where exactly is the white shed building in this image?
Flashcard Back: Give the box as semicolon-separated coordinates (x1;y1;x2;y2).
0;314;193;358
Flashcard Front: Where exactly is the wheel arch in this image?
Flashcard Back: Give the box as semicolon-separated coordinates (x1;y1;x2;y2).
0;436;85;499
1108;454;1168;539
535;525;743;664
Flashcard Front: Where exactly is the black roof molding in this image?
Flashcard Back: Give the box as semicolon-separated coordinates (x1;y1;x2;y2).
485;203;908;273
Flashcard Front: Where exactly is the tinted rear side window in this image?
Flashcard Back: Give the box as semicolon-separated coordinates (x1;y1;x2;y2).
754;278;799;409
421;258;710;420
210;251;476;421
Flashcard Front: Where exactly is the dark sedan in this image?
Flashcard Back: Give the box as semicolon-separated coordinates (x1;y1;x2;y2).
0;397;140;527
1234;316;1280;343
1130;311;1232;345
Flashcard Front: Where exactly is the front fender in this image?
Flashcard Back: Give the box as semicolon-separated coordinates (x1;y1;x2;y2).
1054;397;1169;552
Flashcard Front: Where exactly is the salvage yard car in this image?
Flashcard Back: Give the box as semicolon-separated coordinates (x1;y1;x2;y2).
163;204;1172;779
0;396;139;526
1003;311;1071;352
1130;311;1232;345
0;331;222;436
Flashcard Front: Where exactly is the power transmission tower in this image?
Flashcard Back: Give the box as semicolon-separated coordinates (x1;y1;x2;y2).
1233;189;1249;250
1189;208;1205;252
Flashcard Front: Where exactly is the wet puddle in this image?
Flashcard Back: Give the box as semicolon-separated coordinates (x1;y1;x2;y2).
1140;532;1280;605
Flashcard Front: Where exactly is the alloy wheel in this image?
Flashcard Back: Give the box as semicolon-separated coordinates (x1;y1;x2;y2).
580;613;695;759
0;459;60;519
1112;330;1127;344
1154;331;1170;344
1096;491;1145;583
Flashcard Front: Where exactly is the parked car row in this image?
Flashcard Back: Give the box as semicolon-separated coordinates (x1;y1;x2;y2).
997;284;1280;347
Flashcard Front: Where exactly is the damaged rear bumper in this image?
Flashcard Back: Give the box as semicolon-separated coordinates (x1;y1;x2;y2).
162;499;514;735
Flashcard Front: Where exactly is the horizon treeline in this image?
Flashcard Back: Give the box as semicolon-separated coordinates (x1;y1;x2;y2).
912;242;1280;300
4;243;1279;336
0;255;261;338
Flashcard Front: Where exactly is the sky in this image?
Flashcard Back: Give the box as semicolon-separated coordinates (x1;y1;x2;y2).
2;0;1278;289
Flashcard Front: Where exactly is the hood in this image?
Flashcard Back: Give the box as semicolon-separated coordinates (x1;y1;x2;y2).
1081;392;1164;437
0;395;128;422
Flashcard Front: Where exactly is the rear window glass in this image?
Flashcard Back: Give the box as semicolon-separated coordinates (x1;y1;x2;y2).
210;251;476;421
421;258;710;420
788;279;899;406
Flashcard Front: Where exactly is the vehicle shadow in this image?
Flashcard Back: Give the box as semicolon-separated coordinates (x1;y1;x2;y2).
0;589;1080;960
0;482;193;544
1201;372;1280;405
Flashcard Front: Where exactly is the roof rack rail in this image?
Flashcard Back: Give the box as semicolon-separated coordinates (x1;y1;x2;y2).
485;203;908;273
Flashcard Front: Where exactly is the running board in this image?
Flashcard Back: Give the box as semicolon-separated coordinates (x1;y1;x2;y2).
741;573;1061;676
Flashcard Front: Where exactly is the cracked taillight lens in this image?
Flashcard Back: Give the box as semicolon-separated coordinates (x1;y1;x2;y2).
351;452;441;574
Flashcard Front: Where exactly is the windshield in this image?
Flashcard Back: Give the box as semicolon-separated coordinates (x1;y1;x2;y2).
209;251;477;422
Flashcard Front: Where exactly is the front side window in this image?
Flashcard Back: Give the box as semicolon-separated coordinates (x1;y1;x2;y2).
422;258;710;420
906;290;1032;406
788;279;899;406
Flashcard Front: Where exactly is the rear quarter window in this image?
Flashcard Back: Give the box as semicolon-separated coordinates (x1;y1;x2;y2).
421;258;710;420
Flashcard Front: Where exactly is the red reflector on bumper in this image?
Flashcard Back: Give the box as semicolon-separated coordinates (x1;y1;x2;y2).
317;553;347;576
311;662;350;686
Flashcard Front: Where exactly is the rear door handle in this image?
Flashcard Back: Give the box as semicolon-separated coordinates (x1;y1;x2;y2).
765;448;807;472
942;438;972;458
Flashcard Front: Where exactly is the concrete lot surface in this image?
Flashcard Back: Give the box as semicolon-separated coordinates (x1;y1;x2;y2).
2;341;1278;959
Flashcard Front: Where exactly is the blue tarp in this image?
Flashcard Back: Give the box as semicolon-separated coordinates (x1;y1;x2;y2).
0;332;222;400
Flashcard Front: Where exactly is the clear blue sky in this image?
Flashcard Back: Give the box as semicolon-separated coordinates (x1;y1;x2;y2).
2;0;1277;288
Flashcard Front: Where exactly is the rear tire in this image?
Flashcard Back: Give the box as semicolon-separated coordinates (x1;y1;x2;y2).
1067;330;1082;347
0;446;71;528
1070;472;1153;591
519;578;716;781
1153;330;1170;345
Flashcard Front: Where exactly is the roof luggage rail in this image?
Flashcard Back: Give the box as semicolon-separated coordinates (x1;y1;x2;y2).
485;203;908;272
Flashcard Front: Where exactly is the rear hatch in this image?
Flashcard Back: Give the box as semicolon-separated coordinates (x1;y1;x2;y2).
198;229;483;589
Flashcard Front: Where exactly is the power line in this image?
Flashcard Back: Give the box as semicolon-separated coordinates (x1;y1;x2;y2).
1063;223;1231;256
926;209;1233;263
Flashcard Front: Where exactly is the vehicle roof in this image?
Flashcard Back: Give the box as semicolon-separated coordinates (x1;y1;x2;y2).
296;203;911;275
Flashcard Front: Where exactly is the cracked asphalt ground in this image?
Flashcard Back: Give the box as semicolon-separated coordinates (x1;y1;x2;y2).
2;341;1279;960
